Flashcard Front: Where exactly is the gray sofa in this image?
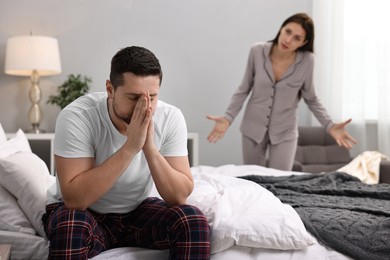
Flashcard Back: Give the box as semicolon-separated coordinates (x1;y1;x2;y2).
292;126;390;184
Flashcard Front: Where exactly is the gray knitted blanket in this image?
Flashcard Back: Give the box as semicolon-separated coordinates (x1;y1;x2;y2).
239;172;390;260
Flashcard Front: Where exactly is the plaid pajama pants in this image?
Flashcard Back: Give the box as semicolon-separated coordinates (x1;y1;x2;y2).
42;197;210;260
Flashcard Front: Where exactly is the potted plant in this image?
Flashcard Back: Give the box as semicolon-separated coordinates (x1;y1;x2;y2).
47;74;92;109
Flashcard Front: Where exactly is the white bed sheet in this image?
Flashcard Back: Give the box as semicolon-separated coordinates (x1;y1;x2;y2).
92;242;352;260
0;231;353;260
0;230;49;259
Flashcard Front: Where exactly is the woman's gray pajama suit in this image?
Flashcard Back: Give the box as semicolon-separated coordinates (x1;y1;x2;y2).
224;42;334;170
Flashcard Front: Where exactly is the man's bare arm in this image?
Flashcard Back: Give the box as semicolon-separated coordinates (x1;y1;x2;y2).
55;144;138;210
145;151;193;206
57;91;152;210
142;103;193;206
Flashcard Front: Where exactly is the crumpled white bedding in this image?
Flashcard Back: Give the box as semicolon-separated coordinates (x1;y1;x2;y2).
1;164;352;260
93;164;351;260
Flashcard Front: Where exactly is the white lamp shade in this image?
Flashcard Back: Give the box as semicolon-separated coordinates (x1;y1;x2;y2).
5;35;62;76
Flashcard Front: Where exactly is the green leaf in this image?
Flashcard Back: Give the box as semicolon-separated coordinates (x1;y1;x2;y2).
47;74;92;109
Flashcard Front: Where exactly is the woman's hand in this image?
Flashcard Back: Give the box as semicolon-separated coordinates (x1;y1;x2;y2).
206;115;230;143
328;118;357;149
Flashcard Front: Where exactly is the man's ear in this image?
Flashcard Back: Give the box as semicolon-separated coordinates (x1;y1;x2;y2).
106;80;114;97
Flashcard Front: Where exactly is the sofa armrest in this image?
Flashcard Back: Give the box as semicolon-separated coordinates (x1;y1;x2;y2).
379;160;390;184
292;160;303;172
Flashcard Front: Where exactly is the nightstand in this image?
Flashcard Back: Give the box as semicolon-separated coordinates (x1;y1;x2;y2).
0;244;11;260
187;132;199;167
6;133;55;175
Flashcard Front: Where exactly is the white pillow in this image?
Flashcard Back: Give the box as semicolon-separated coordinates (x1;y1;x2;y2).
188;168;316;254
0;229;49;260
0;184;36;235
0;123;6;144
0;152;55;238
0;129;31;158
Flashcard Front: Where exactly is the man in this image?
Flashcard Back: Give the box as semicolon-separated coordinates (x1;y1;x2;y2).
43;46;211;259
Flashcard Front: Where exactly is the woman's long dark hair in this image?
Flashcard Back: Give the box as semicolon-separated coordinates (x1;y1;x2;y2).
270;13;314;52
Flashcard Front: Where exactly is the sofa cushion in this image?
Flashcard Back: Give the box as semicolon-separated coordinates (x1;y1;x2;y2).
294;126;352;173
297;145;351;165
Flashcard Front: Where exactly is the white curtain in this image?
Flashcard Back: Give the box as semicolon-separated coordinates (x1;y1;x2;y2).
312;0;390;157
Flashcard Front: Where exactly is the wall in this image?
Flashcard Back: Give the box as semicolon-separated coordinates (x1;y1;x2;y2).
0;0;312;166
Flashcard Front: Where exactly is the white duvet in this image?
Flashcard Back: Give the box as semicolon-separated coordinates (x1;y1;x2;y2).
94;165;351;260
150;164;316;254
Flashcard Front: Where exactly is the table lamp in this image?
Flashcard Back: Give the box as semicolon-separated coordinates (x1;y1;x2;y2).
4;35;62;133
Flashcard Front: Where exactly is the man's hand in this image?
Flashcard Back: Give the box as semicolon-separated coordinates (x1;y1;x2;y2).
125;92;153;153
143;93;156;153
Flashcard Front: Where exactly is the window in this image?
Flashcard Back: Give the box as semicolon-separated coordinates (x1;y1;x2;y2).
343;0;390;120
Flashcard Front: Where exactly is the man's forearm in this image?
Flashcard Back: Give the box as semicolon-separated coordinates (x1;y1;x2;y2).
58;145;138;210
144;147;193;206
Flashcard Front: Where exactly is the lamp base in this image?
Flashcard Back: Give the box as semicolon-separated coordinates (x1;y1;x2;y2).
26;125;46;134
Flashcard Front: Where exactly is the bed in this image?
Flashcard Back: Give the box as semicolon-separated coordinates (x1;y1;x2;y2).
1;127;389;260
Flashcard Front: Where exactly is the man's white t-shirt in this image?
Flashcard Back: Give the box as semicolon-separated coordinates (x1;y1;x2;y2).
47;92;188;214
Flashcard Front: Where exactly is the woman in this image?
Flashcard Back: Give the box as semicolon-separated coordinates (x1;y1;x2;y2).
207;13;356;171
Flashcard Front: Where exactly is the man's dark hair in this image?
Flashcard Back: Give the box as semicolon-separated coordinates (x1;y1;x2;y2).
110;46;163;89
